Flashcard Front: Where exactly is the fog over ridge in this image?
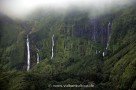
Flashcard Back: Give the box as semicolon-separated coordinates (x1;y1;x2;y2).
0;0;135;20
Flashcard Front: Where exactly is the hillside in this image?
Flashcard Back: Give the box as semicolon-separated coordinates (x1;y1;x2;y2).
0;4;136;90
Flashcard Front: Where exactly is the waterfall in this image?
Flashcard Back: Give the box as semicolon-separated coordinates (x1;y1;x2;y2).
93;22;96;42
37;48;39;64
103;52;105;57
26;35;30;71
51;34;54;59
106;22;111;50
96;50;98;54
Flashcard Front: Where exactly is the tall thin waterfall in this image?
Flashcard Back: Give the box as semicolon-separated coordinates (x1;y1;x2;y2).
93;22;96;42
51;34;54;59
103;52;105;57
37;48;39;64
96;50;98;54
106;22;111;50
93;20;97;54
26;35;30;71
103;22;111;57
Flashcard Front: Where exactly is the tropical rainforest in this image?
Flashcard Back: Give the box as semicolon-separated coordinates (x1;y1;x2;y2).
0;1;136;90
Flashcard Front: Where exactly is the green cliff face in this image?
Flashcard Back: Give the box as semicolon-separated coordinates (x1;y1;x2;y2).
103;6;136;89
0;16;26;70
0;5;136;90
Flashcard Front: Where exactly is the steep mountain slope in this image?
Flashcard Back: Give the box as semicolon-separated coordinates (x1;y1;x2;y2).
0;4;136;90
0;15;26;70
103;6;136;90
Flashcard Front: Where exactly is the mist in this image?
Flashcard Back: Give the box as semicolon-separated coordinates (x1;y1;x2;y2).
0;0;135;20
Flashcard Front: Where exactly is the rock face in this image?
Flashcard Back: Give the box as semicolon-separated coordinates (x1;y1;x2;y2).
73;17;112;48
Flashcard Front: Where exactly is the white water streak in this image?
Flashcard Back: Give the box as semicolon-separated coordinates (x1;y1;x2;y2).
51;34;54;59
106;22;111;50
37;48;40;64
96;50;98;54
103;52;105;57
93;23;96;42
26;35;30;71
37;53;39;64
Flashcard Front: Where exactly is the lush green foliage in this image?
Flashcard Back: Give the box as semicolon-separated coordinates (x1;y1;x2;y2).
0;5;136;90
0;17;26;70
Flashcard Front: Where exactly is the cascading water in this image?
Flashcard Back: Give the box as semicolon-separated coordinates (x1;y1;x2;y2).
93;21;96;42
106;22;111;50
26;35;30;71
96;50;98;54
51;34;54;59
103;52;105;57
93;20;97;55
103;22;111;57
37;48;40;64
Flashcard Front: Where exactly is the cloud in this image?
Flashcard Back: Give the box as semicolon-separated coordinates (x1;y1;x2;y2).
0;0;135;20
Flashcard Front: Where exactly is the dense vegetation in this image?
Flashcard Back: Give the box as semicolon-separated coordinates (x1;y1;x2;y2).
0;5;136;90
0;16;26;70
